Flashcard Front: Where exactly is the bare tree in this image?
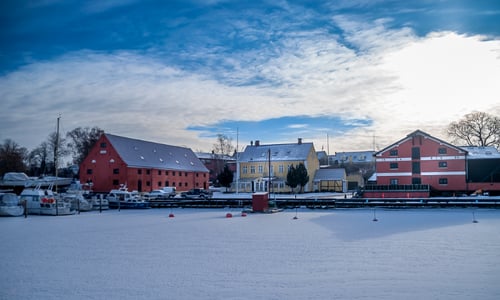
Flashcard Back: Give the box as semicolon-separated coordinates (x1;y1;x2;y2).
447;111;500;149
66;127;104;165
28;141;50;176
0;139;28;176
212;134;234;157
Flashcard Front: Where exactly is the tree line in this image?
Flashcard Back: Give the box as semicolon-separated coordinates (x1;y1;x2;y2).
1;111;499;178
0;127;103;178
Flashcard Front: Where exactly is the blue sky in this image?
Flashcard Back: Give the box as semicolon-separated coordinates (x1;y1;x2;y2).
1;0;499;154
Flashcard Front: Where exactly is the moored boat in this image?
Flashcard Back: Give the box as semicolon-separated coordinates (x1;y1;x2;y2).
19;184;76;216
0;192;24;217
106;185;150;209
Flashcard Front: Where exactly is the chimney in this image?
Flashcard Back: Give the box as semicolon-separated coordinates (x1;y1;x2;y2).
250;141;253;146
298;138;302;145
255;140;260;146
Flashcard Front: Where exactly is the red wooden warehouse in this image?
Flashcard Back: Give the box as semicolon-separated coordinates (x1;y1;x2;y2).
79;133;210;193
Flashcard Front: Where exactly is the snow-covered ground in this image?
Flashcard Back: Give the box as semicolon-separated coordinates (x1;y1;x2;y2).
1;208;499;300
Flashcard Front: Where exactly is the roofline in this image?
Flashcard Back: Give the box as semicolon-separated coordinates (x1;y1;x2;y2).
375;129;468;156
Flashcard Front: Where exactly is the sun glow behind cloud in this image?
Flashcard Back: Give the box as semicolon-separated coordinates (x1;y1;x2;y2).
0;1;499;154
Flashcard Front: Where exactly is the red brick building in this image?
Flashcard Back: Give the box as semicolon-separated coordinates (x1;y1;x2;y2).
79;134;210;193
195;151;236;185
369;130;467;197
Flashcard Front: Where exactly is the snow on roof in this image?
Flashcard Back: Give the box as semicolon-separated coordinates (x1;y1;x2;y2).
105;134;209;172
239;142;314;162
460;146;500;159
313;168;346;181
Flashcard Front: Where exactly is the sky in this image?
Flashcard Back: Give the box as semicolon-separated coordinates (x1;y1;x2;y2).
1;0;499;155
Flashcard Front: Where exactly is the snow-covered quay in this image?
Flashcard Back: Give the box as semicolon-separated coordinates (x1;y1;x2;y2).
1;208;500;300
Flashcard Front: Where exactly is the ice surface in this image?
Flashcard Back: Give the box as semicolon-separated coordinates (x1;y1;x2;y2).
1;208;499;299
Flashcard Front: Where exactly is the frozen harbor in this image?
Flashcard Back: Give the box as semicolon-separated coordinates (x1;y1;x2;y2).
1;208;500;299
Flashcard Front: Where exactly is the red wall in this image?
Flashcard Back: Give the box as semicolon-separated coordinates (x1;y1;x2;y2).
375;134;467;192
79;135;209;193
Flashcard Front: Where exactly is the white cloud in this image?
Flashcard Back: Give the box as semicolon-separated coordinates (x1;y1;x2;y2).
1;17;499;155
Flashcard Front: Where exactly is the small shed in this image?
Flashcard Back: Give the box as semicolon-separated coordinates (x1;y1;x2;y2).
252;192;269;212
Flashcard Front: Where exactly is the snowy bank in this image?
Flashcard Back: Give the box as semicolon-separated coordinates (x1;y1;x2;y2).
1;208;499;299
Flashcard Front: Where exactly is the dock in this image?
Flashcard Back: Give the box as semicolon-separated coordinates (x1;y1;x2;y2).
147;196;500;209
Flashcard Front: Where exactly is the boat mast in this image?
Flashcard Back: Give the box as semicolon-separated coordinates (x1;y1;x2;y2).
236;127;239;194
55;115;60;216
268;148;271;193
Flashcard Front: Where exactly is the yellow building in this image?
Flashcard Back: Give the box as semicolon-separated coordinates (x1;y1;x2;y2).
235;139;319;193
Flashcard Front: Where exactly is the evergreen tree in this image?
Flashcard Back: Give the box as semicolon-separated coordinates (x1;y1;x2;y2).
217;165;234;192
286;164;298;193
296;163;310;193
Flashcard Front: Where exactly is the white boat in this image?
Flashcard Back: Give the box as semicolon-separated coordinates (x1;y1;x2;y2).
0;172;73;189
59;181;94;212
0;192;24;217
107;185;150;209
65;180;108;210
19;184;76;216
90;196;109;210
59;193;93;212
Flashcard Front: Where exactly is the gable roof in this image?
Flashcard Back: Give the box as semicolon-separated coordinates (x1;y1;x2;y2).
239;142;315;162
375;129;466;156
105;134;209;172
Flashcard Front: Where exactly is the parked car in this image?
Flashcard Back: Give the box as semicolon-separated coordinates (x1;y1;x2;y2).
181;188;213;199
161;187;177;198
147;190;171;200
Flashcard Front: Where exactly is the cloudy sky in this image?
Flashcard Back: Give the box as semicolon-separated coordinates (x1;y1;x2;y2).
1;0;499;155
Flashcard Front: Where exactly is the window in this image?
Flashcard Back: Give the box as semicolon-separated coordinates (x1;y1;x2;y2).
438;148;447;155
87;169;93;175
390;179;398;185
185;172;188;177
196;173;199;177
258;165;263;173
243;166;248;174
100;142;107;148
250;166;255;174
412;177;421;184
158;181;162;187
165;181;169;186
146;169;150;175
158;170;162;175
113;168;119;174
412;147;420;159
172;182;176;186
112;179;119;185
138;169;142;175
279;165;284;173
146;181;150;186
389;149;398;156
439;161;448;168
412;162;421;174
166;171;169;176
390;162;398;169
173;171;176;176
439;178;448;185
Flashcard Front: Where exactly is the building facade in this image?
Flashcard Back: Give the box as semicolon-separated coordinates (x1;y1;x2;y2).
196;151;236;185
235;139;319;193
79;134;209;193
372;130;467;196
